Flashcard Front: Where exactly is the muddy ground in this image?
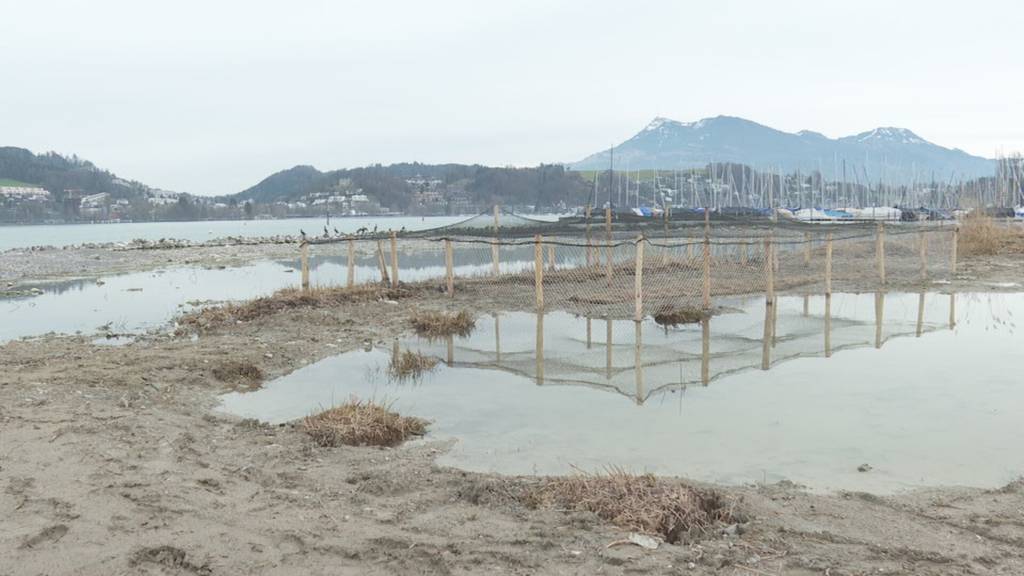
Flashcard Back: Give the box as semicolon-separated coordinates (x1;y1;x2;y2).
3;236;1024;575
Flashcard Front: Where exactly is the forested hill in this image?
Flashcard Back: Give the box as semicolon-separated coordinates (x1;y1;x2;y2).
232;163;592;212
0;147;152;199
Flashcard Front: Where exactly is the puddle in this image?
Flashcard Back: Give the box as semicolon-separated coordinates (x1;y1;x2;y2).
219;292;1023;493
0;262;297;342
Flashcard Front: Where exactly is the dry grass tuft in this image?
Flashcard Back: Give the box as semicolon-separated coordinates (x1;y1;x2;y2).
178;285;410;332
389;349;439;381
527;469;735;543
211;360;264;384
959;212;1018;257
409;309;476;338
302;399;428;448
653;305;707;327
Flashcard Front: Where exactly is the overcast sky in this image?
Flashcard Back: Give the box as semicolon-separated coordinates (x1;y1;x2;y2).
2;0;1022;195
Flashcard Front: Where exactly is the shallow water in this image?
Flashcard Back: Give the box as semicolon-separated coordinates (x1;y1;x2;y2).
0;246;548;341
0;214;560;251
218;292;1024;493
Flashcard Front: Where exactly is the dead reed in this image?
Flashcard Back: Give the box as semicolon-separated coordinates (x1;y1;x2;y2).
178;285;410;331
389;349;439;382
653;305;707;327
527;469;735;543
302;399;428;448
409;309;476;338
959;212;1017;257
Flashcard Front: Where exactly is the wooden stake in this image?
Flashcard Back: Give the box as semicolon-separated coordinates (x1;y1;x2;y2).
950;226;959;278
702;236;711;310
876;223;886;285
375;240;390;286
492;205;500;276
803;232;811;266
534;234;544;310
389;231;399;289
300;241;310;291
444;238;454;297
346;237;355;288
634;235;644;321
916;291;925;337
548;243;556;272
918;229;927;282
825;232;833;295
741;239;748;266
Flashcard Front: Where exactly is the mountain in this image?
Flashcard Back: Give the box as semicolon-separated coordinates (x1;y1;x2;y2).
571;116;995;183
0;146;156;199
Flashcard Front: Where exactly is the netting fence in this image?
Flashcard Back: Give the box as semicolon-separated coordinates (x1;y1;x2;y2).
295;210;961;322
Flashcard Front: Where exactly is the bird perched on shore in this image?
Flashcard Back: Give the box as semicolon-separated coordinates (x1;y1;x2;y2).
299;229;307;238
333;227;340;236
323;226;330;238
355;227;368;235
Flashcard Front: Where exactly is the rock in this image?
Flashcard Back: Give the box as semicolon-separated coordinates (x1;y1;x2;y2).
627;532;660;550
857;463;873;472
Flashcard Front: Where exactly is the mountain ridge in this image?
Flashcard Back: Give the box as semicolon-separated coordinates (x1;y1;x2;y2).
571;116;994;183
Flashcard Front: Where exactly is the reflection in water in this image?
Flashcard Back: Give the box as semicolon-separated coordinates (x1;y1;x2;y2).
493;313;501;363
219;292;1024;493
875;291;886;349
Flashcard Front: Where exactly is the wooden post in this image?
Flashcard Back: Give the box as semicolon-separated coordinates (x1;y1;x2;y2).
741;239;748;266
803;232;811;266
389;231;399;289
876;222;886;285
950;226;959;278
492;205;501;276
918;229;927;282
300;241;310;291
346;237;355;288
548;244;556;272
634;235;644;322
534;234;544;310
375;240;390;286
444;238;454;297
702;236;711;310
605;206;613;285
825;233;833;296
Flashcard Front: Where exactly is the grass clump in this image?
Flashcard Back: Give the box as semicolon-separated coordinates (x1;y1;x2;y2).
389;349;439;382
178;285;409;332
409;309;475;338
959;212;1020;257
211;360;264;384
302;399;427;448
653;305;707;327
527;469;735;543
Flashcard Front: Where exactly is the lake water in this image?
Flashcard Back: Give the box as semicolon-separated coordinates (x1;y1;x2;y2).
218;292;1024;493
0;214;545;250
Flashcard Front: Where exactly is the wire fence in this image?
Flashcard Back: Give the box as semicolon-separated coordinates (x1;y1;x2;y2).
296;217;960;322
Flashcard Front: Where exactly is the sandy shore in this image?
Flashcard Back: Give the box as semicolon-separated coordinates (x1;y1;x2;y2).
2;239;1024;575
